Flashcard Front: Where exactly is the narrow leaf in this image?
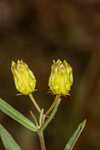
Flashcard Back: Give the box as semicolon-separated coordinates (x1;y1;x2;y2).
0;98;37;132
41;97;61;131
64;120;86;150
0;124;22;150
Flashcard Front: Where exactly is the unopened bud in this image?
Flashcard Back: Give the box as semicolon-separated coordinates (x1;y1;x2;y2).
11;60;36;95
49;60;73;96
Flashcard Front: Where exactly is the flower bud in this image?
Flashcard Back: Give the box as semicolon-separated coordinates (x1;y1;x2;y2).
49;59;73;96
11;60;36;95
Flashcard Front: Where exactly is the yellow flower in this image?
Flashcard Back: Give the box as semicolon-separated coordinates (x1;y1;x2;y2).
49;59;73;96
11;60;36;95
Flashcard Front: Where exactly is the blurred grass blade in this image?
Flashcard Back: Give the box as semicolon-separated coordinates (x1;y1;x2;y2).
0;98;37;132
64;120;86;150
0;124;22;150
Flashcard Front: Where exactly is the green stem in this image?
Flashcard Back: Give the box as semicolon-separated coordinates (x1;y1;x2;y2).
41;96;61;131
30;111;38;126
29;93;41;113
45;95;60;116
38;131;46;150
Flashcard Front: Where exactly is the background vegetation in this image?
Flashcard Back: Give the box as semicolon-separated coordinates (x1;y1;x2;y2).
0;0;100;150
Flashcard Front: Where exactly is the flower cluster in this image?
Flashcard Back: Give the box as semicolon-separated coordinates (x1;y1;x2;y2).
11;59;73;96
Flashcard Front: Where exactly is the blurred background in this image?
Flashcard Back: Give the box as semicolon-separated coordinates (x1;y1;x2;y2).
0;0;100;150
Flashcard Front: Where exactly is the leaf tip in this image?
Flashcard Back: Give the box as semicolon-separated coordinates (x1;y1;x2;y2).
81;119;87;128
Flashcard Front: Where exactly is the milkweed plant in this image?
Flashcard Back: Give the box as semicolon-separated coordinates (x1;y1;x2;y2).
0;59;86;150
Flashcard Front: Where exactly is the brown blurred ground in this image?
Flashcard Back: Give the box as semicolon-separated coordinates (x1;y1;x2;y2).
0;0;100;150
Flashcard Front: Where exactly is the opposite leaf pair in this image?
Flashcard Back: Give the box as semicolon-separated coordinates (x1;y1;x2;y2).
0;117;86;150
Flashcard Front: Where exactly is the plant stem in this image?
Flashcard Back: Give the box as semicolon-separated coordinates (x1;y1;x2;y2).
29;93;41;113
30;111;38;126
41;96;61;131
38;130;46;150
45;95;60;116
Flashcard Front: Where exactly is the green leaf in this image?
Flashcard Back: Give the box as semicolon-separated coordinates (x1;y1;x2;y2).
41;97;61;131
0;98;37;132
64;120;86;150
0;124;22;150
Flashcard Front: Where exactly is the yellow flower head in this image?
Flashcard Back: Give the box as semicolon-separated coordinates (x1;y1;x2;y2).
49;59;73;96
11;60;36;95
